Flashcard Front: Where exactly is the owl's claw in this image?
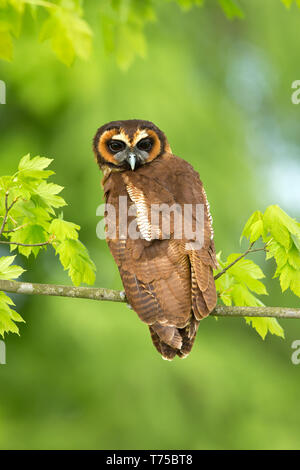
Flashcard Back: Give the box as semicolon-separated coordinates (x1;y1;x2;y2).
120;290;126;300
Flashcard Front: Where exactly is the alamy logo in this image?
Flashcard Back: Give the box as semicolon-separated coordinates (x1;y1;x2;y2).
0;80;6;104
291;80;300;105
291;340;300;365
0;341;6;365
96;198;206;249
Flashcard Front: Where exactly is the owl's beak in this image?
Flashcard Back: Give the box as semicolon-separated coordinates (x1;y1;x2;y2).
127;153;136;171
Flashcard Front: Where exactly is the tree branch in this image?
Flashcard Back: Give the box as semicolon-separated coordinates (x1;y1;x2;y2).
0;279;299;319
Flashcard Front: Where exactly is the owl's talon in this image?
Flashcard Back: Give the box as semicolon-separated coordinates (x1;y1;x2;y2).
120;290;126;300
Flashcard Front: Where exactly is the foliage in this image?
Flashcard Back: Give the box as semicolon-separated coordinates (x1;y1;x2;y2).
0;0;297;67
242;206;300;298
0;0;92;65
0;154;96;336
216;206;300;339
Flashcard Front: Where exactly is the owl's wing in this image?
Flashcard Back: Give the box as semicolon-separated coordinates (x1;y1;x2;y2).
121;159;218;320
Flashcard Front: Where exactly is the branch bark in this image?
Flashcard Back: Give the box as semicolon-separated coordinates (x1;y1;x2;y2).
0;279;299;319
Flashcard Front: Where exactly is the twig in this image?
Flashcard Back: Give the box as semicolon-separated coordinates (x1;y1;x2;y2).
214;242;268;281
0;193;19;237
0;241;50;247
2;223;29;234
0;192;9;237
0;279;299;319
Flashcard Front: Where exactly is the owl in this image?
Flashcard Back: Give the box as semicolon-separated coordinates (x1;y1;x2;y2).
93;120;217;360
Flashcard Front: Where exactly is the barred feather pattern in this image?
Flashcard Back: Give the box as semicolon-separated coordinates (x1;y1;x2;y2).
102;149;217;360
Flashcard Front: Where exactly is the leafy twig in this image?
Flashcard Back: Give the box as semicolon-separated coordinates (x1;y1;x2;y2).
0;241;51;247
0;193;19;237
2;223;29;234
214;242;269;281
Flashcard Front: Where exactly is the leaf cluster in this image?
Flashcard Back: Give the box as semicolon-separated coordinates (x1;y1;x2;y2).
0;154;96;336
0;0;293;67
216;205;300;339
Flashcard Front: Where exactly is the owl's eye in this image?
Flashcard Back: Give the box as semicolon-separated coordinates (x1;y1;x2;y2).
137;138;153;152
108;140;126;153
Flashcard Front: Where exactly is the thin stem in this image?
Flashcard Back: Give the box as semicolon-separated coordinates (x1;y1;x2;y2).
214;242;268;281
0;193;19;238
0;241;50;247
2;223;29;234
0;192;9;237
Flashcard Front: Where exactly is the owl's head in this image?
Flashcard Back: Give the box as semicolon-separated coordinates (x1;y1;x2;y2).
93;119;171;172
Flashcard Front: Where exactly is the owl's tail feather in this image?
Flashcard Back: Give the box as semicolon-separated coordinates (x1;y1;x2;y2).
149;317;199;361
149;327;177;360
177;317;199;358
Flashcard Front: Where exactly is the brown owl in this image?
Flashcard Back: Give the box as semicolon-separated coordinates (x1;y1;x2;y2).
93;120;217;360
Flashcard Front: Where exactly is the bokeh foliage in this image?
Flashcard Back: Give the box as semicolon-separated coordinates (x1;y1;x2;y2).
0;0;297;67
0;0;300;450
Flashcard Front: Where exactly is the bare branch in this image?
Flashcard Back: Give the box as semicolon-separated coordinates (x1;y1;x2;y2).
0;279;299;319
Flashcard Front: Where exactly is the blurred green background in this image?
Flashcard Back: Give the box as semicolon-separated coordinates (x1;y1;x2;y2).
0;0;300;450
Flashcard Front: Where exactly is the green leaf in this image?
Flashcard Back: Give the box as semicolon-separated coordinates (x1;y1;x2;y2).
116;24;146;70
56;239;96;286
18;154;53;173
0;291;24;337
263;205;300;249
49;217;80;242
51;23;75;66
218;0;244;19
290;271;300;297
33;181;66;210
17;154;54;192
215;250;283;339
10;200;52;231
249;219;264;243
0;175;13;192
288;244;300;270
240;210;263;243
40;8;92;66
278;263;297;292
231;284;265;307
219;290;232;306
0;255;25;279
245;317;285;340
174;0;204;10
0;30;13;61
267;220;290;250
266;240;288;270
9;224;48;257
291;233;300;252
281;0;294;8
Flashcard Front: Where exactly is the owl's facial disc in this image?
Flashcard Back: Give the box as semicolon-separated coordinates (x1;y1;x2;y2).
95;125;163;172
106;134;154;171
